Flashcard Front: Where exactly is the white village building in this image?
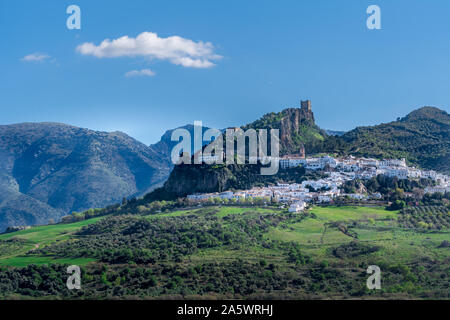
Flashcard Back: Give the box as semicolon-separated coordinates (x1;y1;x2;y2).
288;201;307;212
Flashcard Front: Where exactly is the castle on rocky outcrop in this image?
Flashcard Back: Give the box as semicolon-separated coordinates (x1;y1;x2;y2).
300;100;312;112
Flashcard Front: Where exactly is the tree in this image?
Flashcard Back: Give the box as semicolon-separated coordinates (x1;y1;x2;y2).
387;200;406;211
137;205;147;213
395;188;405;198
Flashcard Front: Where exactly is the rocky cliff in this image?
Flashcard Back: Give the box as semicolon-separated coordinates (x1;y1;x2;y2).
243;102;326;156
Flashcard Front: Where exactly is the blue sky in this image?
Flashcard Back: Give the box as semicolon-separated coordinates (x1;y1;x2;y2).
1;0;450;145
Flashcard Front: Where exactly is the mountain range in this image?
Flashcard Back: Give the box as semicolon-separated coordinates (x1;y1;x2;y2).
0;122;214;231
0;123;163;231
0;103;448;231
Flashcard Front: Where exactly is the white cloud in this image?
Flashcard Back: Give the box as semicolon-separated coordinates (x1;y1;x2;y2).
76;31;222;68
125;69;156;77
21;53;51;62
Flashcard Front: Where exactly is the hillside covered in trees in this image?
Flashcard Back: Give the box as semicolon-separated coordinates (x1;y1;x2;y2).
330;107;450;174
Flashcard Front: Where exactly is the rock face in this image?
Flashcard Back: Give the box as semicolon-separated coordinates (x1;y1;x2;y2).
279;107;318;155
0;122;171;231
150;163;308;201
162;164;235;196
242;101;326;156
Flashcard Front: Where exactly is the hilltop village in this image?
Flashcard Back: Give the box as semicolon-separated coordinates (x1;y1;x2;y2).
187;155;450;212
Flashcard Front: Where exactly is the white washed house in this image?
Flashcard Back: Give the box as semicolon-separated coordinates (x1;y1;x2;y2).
289;201;307;212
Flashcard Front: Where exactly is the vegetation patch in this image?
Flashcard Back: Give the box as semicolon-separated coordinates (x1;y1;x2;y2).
397;206;449;230
331;241;380;258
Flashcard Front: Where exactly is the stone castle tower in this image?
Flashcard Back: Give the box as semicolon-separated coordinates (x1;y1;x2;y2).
300;100;312;112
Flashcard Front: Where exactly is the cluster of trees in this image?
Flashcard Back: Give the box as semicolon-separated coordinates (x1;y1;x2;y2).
340;175;449;214
2;256;448;299
386;200;407;211
1;253;449;299
343;175;436;202
0;264;76;298
322;107;450;175
182;196;287;209
332;241;380;259
60;199;182;224
62;208;105;223
33;210;308;265
422;192;450;205
0;238;27;256
397;206;450;230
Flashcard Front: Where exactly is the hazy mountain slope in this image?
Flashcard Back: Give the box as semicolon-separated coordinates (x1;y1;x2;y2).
0;122;171;230
325;129;345;136
149;124;213;166
0;184;64;231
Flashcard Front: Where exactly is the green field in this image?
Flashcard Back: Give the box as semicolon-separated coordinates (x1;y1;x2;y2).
264;206;448;264
0;256;96;267
148;206;282;219
143;205;449;270
0;216;105;266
